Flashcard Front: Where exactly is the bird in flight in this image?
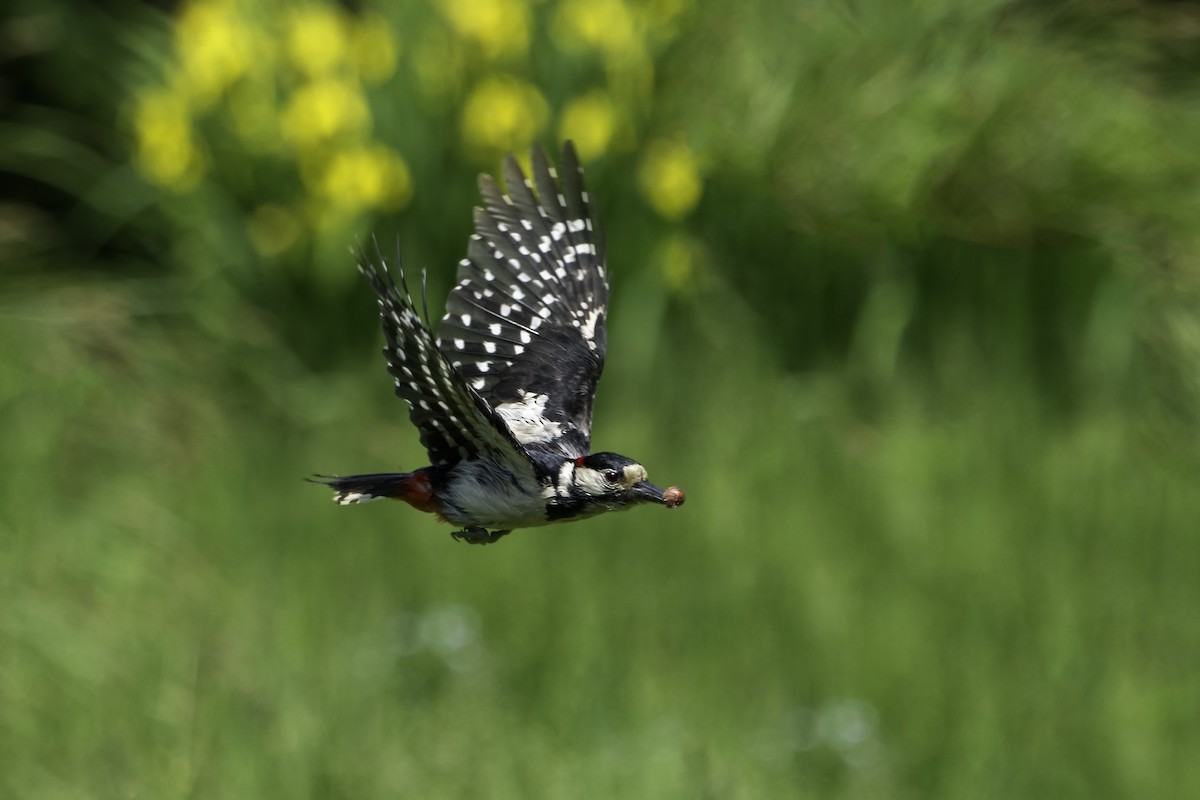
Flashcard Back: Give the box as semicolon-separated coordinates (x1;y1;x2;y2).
313;142;685;544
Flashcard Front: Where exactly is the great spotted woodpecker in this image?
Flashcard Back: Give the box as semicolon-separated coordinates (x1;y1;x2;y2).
312;142;685;544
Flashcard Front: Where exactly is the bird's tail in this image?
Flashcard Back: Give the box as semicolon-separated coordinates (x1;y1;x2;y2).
308;471;437;512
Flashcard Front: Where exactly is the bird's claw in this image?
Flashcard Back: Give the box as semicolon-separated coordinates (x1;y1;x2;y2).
451;527;511;545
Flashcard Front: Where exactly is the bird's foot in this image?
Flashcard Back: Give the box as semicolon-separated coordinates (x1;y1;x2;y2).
451;527;511;545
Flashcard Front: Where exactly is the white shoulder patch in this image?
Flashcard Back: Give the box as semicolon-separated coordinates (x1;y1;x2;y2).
494;390;563;444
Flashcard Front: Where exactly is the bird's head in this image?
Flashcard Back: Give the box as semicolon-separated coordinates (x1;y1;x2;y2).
560;452;686;514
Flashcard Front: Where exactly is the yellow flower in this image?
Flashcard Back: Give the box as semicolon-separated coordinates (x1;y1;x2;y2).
638;138;703;220
349;13;399;84
438;0;529;60
552;0;636;56
559;91;616;161
316;145;413;211
461;76;548;155
281;78;370;150
132;88;205;189
175;1;254;106
286;5;348;77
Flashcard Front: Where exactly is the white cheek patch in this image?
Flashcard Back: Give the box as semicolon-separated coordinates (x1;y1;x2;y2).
572;466;612;496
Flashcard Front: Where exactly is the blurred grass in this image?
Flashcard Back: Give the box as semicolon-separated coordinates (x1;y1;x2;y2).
4;0;1200;797
3;266;1198;798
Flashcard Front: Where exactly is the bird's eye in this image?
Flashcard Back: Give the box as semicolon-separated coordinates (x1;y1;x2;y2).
604;469;621;483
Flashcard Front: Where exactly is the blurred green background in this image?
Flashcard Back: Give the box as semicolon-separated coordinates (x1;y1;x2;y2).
3;0;1200;796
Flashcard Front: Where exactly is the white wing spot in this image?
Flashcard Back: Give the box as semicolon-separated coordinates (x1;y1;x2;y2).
510;286;525;300
520;331;532;344
460;314;471;326
568;219;586;232
453;338;465;349
500;304;512;317
471;378;486;390
581;307;603;348
477;361;491;372
483;341;496;353
489;323;501;335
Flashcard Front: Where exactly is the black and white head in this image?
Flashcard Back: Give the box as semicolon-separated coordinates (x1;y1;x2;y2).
549;452;686;520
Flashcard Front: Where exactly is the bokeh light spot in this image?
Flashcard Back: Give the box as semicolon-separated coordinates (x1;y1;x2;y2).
638;138;703;220
461;76;548;156
286;5;348;77
281;78;371;149
559;91;617;161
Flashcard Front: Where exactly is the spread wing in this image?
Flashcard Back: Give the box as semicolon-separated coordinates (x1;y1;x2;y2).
436;142;609;459
360;247;539;480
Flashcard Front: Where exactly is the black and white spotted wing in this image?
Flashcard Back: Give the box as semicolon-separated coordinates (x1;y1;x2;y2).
436;142;609;459
359;250;538;475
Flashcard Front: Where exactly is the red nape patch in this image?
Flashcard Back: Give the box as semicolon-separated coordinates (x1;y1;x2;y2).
575;456;586;467
393;471;440;515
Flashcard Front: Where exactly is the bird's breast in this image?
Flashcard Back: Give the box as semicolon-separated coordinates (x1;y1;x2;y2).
437;458;550;529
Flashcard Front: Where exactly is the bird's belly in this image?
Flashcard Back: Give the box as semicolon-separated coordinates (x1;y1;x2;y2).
439;459;549;530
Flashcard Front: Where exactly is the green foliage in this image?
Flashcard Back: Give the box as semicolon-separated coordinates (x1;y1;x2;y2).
3;0;1200;797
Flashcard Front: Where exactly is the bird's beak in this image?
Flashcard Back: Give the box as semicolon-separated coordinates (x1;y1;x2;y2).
631;480;686;508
